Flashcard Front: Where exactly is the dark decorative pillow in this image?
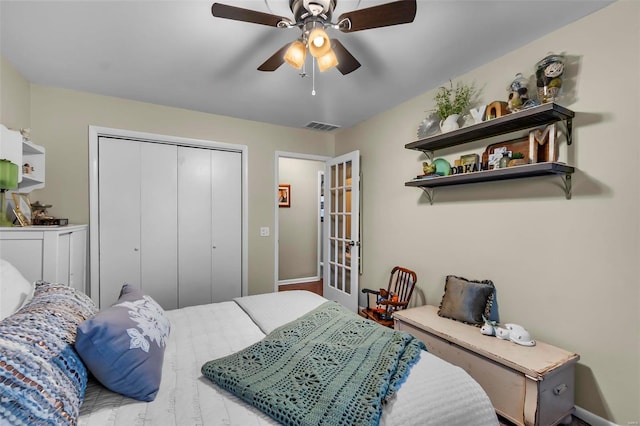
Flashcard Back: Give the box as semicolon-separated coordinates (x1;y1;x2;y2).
75;284;171;402
0;281;99;425
438;275;495;326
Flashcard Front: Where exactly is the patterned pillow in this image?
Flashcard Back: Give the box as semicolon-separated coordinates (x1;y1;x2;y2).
0;281;99;425
438;275;495;325
75;284;171;402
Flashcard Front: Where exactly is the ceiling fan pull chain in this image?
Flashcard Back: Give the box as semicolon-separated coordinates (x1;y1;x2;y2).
312;57;316;96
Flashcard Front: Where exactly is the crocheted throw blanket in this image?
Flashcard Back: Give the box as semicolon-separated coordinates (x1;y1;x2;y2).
201;301;425;426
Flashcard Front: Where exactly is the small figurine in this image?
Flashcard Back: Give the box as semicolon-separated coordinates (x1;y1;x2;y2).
480;315;496;336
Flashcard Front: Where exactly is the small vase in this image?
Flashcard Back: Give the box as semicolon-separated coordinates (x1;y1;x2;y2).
439;114;460;133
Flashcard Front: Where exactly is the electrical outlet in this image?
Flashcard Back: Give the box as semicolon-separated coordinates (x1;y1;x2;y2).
260;227;270;237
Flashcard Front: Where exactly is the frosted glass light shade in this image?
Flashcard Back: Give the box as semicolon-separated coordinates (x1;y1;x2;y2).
284;40;307;69
308;28;331;58
0;159;18;190
317;49;338;72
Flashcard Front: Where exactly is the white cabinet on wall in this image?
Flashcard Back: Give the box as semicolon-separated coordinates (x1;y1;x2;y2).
0;225;88;293
0;124;45;193
97;137;242;309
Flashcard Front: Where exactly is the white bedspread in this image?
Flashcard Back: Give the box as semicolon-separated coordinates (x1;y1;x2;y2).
79;291;498;426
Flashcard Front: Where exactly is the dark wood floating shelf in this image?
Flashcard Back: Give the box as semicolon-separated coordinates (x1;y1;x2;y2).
406;162;574;189
406;162;575;204
405;103;575;152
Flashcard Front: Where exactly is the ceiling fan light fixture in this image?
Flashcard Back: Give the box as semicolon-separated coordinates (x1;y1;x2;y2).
308;28;331;58
317;49;338;72
284;40;307;69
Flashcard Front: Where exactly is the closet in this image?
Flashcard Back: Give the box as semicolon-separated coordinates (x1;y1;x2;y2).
97;136;242;309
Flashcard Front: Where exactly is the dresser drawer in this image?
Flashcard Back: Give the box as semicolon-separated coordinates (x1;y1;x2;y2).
398;321;526;424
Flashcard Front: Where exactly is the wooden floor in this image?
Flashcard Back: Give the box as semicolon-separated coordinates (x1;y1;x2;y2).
278;280;323;296
277;282;590;426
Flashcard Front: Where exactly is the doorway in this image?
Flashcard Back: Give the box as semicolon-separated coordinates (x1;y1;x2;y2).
274;150;361;312
275;153;328;292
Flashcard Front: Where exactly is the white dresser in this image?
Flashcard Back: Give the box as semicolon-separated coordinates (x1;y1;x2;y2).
0;225;88;293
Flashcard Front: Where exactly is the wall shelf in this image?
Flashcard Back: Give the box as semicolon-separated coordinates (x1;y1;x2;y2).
405;103;575;153
404;103;576;204
406;162;574;204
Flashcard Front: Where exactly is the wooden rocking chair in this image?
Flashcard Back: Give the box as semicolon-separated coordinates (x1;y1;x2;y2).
359;266;417;328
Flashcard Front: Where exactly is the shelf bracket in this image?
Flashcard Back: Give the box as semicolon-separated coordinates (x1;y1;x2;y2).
562;174;572;200
421;187;434;205
564;118;573;145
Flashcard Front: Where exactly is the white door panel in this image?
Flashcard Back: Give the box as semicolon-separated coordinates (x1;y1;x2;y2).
323;150;360;312
98;137;141;307
178;146;213;307
141;143;178;309
211;150;242;302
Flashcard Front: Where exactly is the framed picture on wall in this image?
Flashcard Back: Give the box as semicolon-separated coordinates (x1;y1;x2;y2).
278;184;290;208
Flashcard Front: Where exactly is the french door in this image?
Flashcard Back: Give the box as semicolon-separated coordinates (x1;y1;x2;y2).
323;150;360;312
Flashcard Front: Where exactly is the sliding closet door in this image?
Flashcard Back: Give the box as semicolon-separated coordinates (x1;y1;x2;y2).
98;137;178;309
211;150;242;302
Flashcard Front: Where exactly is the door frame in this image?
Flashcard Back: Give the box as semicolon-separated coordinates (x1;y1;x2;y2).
274;151;331;292
88;126;249;306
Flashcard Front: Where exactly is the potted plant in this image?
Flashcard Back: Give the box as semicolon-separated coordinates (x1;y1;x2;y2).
433;80;475;133
508;152;528;167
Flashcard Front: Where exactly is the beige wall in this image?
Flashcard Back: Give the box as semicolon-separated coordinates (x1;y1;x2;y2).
336;2;639;424
0;55;30;130
278;157;324;281
7;84;335;297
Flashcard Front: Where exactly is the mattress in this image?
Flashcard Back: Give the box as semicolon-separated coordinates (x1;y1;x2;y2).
79;291;498;426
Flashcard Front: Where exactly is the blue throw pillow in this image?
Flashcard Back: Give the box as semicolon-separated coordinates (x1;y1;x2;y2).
75;284;171;402
0;281;98;425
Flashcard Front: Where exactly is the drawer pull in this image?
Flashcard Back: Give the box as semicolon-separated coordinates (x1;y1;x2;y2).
554;384;568;395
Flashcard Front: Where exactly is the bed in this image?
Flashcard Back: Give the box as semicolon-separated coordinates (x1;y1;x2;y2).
0;259;498;426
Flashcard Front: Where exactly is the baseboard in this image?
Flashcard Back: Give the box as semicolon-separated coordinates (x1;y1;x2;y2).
278;276;321;286
575;406;619;426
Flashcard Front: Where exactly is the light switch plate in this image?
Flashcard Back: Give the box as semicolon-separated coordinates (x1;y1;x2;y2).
260;227;270;237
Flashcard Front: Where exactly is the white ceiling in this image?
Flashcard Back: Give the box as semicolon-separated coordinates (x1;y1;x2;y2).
1;0;612;130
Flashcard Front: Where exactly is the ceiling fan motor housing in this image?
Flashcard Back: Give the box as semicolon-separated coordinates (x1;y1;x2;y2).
290;0;336;22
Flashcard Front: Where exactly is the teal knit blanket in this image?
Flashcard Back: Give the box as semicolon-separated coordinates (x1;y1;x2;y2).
202;301;425;426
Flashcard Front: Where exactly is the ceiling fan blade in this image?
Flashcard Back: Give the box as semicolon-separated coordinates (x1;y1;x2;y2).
337;0;417;33
331;39;361;75
211;3;292;28
257;44;290;72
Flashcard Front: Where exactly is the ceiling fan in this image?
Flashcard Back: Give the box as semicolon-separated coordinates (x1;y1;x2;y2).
211;0;417;75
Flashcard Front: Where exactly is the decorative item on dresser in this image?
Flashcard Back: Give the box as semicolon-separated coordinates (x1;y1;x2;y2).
0;159;18;227
394;305;579;426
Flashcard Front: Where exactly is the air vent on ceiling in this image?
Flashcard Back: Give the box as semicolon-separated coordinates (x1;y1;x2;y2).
305;121;341;132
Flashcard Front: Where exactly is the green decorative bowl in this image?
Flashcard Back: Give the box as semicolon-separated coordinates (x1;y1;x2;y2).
433;158;452;176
